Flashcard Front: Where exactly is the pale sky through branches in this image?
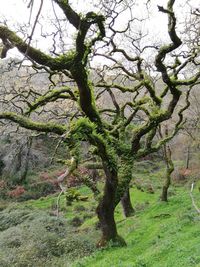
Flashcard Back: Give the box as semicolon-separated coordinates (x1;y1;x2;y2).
0;0;199;59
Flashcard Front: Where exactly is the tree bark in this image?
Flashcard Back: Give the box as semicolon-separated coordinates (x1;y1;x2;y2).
121;188;135;217
161;184;169;202
96;172;126;247
117;157;134;216
19;137;32;184
185;145;190;169
161;146;174;202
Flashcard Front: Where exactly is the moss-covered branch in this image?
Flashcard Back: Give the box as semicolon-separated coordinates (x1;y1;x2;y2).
67;118;117;175
174;71;200;86
96;82;144;94
143;78;161;106
62;9;105;126
155;0;182;86
53;0;81;29
135;87;191;158
0;112;67;135
25;87;77;115
0;26;75;70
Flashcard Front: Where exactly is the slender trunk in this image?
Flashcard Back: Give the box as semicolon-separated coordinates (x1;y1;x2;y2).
96;171;126;247
161;146;174;202
121;187;135;217
185;145;190;169
19;137;32;184
161;171;171;202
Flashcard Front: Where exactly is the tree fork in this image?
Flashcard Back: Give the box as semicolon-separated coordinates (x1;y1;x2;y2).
161;145;174;202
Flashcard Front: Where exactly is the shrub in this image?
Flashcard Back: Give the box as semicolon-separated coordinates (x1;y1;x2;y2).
73;204;86;212
65;188;89;206
0;206;31;231
57;233;96;259
20;181;58;201
0;201;8;211
40;172;52;180
7;186;25;198
65;188;81;206
0;179;7;189
0;180;8;199
173;167;192;183
70;216;83;227
0;206;97;267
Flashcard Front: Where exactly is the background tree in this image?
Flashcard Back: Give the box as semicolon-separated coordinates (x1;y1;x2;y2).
158;125;174;202
0;0;199;246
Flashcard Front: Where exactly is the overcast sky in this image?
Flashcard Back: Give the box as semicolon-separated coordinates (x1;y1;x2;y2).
0;1;169;42
0;0;199;58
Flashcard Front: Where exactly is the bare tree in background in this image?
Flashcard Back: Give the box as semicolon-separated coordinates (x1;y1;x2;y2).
158;125;174;202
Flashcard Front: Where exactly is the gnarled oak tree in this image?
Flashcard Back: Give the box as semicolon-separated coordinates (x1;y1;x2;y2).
0;0;199;246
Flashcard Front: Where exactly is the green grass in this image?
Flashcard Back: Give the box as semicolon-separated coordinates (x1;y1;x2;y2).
73;187;200;267
1;161;200;267
18;163;200;267
23;185;96;223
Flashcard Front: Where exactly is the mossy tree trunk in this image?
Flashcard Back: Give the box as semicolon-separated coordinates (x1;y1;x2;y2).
117;156;135;217
96;164;126;247
161;145;174;202
96;178;118;246
19;137;32;184
121;187;135;217
161;166;173;202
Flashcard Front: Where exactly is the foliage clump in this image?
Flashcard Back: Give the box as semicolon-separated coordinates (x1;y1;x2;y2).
65;187;88;206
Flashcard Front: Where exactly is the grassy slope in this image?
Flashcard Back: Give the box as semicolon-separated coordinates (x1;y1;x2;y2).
26;182;200;267
73;186;200;267
0;162;200;267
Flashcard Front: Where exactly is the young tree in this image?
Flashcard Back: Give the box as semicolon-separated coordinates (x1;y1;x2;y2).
158;125;174;202
0;0;199;246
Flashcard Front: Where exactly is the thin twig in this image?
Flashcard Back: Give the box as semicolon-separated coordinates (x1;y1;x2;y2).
56;189;65;218
56;157;77;218
19;0;44;68
50;134;66;164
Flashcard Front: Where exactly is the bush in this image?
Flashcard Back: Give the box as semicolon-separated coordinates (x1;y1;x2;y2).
0;205;97;267
29;181;57;196
70;216;83;227
57;233;96;259
65;188;81;206
0;201;8;211
17;181;58;201
0;206;31;231
73;204;86;212
7;186;25;198
65;188;89;206
0;180;8;200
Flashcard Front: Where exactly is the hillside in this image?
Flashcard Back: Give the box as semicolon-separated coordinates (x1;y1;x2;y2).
0;162;199;267
74;188;200;267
